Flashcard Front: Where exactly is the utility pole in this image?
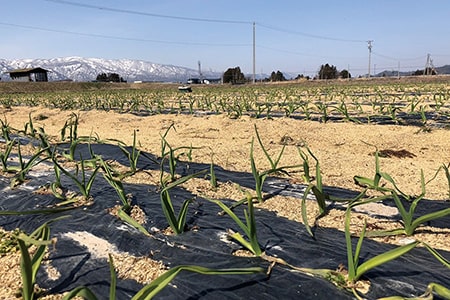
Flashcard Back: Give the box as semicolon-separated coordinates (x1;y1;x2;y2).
252;22;256;84
423;53;436;75
367;40;373;78
198;60;203;83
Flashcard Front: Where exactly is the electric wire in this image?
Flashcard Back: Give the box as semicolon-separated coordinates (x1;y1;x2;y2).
373;52;425;62
44;0;369;44
257;22;367;43
258;45;327;58
1;18;431;76
44;0;252;24
9;1;441;76
258;45;366;60
41;0;374;67
45;0;369;44
0;21;250;47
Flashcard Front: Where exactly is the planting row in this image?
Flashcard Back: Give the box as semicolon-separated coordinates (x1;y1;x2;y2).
0;83;449;127
0;113;449;299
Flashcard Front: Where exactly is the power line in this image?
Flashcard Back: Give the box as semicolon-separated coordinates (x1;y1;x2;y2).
372;52;425;62
372;52;401;61
44;0;370;44
258;45;325;57
258;45;365;60
10;1;442;77
0;21;251;47
257;22;366;43
432;54;450;58
44;0;252;24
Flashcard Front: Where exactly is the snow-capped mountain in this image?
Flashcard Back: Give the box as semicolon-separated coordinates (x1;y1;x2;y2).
0;57;221;82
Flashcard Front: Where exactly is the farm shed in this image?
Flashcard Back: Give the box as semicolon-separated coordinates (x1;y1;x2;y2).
7;67;49;82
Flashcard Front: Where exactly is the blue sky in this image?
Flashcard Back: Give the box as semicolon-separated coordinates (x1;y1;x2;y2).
2;0;450;77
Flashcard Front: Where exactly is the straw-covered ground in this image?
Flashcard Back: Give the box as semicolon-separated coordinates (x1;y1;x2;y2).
0;82;449;298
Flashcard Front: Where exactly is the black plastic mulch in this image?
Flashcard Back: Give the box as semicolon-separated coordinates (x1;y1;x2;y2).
0;142;449;299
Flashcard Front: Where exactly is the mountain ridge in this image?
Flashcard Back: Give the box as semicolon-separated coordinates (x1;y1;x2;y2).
375;65;450;77
2;56;450;82
0;57;221;82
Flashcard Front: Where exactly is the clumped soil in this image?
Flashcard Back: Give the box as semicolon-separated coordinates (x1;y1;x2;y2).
0;104;449;298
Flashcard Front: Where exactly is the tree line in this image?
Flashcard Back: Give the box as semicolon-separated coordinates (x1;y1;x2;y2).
221;64;352;84
96;73;126;82
96;63;354;85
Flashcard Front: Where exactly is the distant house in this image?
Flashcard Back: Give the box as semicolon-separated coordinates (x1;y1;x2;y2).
7;67;49;82
187;77;221;84
187;78;202;84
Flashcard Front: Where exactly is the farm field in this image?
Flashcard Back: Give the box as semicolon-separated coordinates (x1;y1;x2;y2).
0;78;449;299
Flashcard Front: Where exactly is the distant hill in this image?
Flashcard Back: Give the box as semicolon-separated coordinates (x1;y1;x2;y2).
376;65;450;77
436;65;450;74
0;57;222;82
2;57;448;82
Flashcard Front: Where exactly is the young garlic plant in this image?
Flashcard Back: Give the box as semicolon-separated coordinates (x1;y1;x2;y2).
251;125;299;202
208;192;262;256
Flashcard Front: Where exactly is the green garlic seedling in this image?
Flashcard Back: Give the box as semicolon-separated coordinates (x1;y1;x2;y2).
354;150;410;198
209;193;262;256
118;129;141;176
52;153;100;201
0;118;12;143
60;113;79;143
132;265;265;300
208;152;218;189
159;124;198;182
16;217;67;300
100;158;131;212
251;125;299;202
11;143;50;188
367;189;450;237
344;206;419;284
159;164;206;235
355;168;450;238
0;139;15;172
298;144;329;237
